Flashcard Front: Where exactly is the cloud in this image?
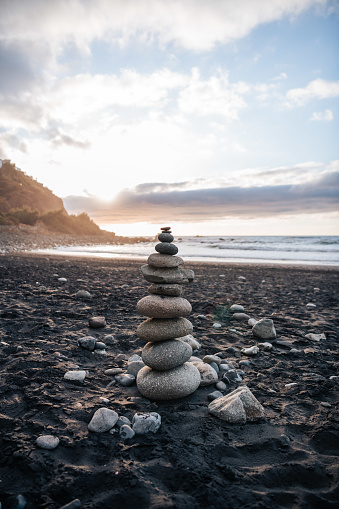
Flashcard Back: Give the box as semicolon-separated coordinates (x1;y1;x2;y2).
310;109;334;121
47;128;90;149
286;79;339;106
0;132;28;158
63;164;339;224
0;0;327;52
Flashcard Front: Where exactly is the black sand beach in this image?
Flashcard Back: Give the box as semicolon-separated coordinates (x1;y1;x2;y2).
0;252;338;509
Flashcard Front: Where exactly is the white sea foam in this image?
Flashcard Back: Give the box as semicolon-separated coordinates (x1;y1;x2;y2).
34;235;339;266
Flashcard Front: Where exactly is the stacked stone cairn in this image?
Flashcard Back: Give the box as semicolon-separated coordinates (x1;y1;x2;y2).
136;226;201;400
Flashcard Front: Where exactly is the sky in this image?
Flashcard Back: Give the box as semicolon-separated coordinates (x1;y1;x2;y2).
0;0;338;236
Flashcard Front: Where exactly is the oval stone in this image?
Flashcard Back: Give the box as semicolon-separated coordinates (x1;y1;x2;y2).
137;317;193;342
191;361;218;386
155;243;178;255
147;253;184;268
141;265;188;284
137;295;192;318
158;232;174;243
136;362;200;400
142;339;192;370
148;283;183;297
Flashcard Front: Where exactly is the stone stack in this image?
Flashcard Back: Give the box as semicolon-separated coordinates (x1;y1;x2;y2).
136;227;200;400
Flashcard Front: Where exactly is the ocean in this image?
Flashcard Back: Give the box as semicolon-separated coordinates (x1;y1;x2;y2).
36;235;339;266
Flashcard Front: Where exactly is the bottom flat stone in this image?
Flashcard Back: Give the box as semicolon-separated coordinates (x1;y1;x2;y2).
136;362;200;400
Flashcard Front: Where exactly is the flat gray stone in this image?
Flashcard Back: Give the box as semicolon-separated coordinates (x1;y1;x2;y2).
208;386;265;424
127;360;146;377
191;361;218;386
88;408;119;432
141;265;188;284
116;416;132;428
136;362;200;400
155;243;178;255
242;346;259;356
132;412;161;434
233;313;250;321
115;374;136;386
208;391;224;401
137;317;193;342
252;318;276;340
148;283;183;297
137;295;192;318
36;435;60;450
203;355;221;365
75;290;91;299
104;367;123;376
148;253;183;268
142;339;192;370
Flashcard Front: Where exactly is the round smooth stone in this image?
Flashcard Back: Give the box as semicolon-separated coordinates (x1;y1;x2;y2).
148;283;183;297
141;265;188;284
155;243;178;255
64;370;86;382
137;317;193;342
136;363;200;400
147;253;184;268
127;360;146;377
36;435;60;450
89;316;106;329
252;319;276;339
120;424;135;440
142;339;192;370
137;295;192;318
158;232;174;243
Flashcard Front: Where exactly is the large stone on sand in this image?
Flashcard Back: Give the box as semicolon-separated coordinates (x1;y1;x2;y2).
142;339;192;370
252;318;277;340
148;283;183;297
137;317;193;342
208;386;265;424
155;243;178;255
137;295;192;318
141;265;189;284
148;253;184;268
137;362;200;400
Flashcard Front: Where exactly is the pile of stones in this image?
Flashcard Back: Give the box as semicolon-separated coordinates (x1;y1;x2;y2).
136;227;200;400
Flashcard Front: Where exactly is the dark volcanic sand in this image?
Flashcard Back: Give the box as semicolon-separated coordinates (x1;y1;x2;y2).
0;253;338;509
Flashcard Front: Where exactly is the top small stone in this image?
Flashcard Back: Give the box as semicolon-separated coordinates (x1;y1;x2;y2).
161;226;171;232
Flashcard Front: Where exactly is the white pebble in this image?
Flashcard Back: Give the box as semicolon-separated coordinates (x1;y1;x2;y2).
213;323;222;329
305;333;325;342
36;435;60;450
88;408;119;432
58;278;67;282
64;370;86;381
285;383;298;388
306;303;316;308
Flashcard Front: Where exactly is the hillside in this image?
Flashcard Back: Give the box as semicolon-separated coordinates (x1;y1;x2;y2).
0;160;113;236
0;160;65;214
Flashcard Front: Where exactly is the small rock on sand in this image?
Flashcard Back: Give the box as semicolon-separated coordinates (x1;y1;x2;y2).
64;370;86;382
191;361;218;386
132;412;161;434
36;435;60;450
252;318;276;340
89;316;106;328
88;408;119;432
208;386;265;424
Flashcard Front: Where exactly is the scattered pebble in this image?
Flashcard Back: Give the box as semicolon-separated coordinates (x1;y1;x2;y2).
127;360;146;377
306;303;316;308
305;333;326;342
88;408;119;432
115;374;136;386
64;370;86;382
233;313;250;321
197;314;207;320
120;424;135;440
209;386;265;424
116;416;132;428
95;342;107;350
128;354;143;362
132;412;161;434
329;375;339;381
36;435;60;450
229;328;243;335
89;316;106;328
215;381;227;391
191;361;218;386
252;318;276;340
99;397;110;404
248;318;258;326
258;342;273;351
75;290;91;299
239;360;251;368
242;346;259;356
320;402;332;408
94;349;107;356
285;382;298;388
218;364;230;375
222;369;242;384
58;277;67;283
208;391;223;401
230;304;245;313
105;368;123;376
179;334;201;350
203;355;221;365
209;362;219;373
78;336;96;351
238;276;246;281
213;323;222;329
59;499;81;509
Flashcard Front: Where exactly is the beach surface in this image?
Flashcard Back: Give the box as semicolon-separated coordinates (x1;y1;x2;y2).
0;253;338;509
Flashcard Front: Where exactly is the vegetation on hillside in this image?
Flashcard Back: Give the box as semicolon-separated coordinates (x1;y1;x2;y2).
0;160;114;236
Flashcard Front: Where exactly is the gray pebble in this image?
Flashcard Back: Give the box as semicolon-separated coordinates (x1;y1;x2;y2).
115;374;136;386
78;336;96;351
239;360;251;368
208;390;224;401
127;360;146;377
36;435;60;450
88;408;119;432
116;416;132;428
58;499;81;509
75;290;91;299
209;362;219;374
95;342;107;350
218;364;230;375
120;425;135;440
105;368;123;376
132;412;161;434
215;381;227;391
222;369;242;384
128;354;143;362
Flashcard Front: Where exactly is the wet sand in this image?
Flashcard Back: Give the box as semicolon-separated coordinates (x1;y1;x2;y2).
0;253;338;509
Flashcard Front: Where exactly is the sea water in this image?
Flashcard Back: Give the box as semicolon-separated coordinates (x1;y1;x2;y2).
36;236;339;266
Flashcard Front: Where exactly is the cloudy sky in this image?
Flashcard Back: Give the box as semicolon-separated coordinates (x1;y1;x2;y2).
0;0;338;236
